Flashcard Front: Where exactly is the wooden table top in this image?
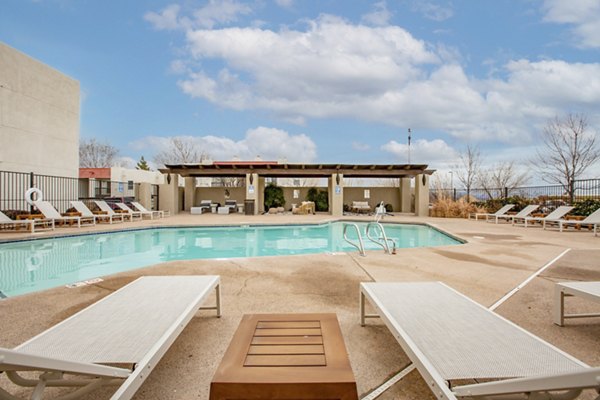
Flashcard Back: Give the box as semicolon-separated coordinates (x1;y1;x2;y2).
210;313;357;400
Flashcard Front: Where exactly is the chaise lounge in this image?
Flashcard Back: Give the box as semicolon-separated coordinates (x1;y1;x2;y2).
0;210;54;233
469;204;514;221
71;200;122;224
545;208;600;234
92;200;128;222
360;281;600;399
131;201;168;218
0;275;221;400
513;205;574;228
492;204;539;224
35;201;95;228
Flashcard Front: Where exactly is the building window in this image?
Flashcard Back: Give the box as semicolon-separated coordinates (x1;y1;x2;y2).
128;181;134;190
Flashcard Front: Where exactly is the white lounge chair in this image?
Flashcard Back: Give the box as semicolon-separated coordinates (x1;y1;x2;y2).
555;281;600;326
34;201;95;228
360;281;600;400
0;210;54;233
493;204;539;224
546;208;600;234
71;200;120;224
514;206;574;228
0;275;221;400
131;201;167;218
115;202;144;220
470;204;515;221
92;200;129;222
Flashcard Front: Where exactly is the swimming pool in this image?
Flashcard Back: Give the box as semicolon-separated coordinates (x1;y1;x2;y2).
0;222;461;297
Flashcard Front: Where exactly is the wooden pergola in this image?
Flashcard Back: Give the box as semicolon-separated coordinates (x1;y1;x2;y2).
161;162;433;178
159;162;433;217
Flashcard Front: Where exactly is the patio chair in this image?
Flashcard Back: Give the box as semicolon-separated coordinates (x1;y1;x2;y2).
469;204;514;221
545;207;600;234
513;205;574;228
224;199;237;212
0;210;54;233
71;200;121;224
131;201;168;218
34;201;95;228
198;200;212;214
0;275;221;400
360;281;600;400
92;200;129;222
115;202;145;220
554;281;600;326
492;204;539;224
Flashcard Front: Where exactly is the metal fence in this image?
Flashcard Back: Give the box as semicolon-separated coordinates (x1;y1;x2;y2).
431;178;600;206
0;170;139;213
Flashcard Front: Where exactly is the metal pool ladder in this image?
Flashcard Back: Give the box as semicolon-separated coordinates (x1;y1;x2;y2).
343;222;396;256
366;222;396;255
343;223;366;256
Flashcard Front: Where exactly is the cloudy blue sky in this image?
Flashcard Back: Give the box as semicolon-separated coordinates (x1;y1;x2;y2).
2;0;599;179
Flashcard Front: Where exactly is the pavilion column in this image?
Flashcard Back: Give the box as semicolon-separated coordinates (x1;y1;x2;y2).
399;177;412;213
159;173;180;215
414;174;430;217
257;177;266;214
245;173;259;215
329;173;344;217
184;177;196;211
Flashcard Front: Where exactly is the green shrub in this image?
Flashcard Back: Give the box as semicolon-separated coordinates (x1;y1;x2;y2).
306;187;329;212
264;183;285;209
572;198;600;216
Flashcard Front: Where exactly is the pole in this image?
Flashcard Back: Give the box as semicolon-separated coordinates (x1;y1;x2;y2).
407;128;411;164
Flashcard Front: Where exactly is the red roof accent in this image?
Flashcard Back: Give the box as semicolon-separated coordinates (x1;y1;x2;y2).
79;168;111;179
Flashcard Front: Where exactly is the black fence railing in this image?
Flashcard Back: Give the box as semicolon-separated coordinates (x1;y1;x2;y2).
0;170;140;214
431;178;600;207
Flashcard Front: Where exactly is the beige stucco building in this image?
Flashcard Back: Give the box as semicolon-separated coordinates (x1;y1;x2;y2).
0;42;80;177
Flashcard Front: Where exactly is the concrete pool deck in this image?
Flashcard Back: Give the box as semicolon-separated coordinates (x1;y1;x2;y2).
1;213;599;399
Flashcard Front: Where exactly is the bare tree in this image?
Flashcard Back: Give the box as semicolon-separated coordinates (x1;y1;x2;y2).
79;138;119;168
453;145;482;199
478;161;529;199
532;113;600;202
153;137;210;167
211;177;245;187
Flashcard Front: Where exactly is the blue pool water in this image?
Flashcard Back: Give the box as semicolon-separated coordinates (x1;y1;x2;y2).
0;222;460;297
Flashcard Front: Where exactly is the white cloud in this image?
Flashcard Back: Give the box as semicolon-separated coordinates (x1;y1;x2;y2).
150;11;600;145
352;142;371;151
542;0;600;48
145;1;252;31
361;1;392;27
130;127;317;163
274;0;294;9
144;4;183;31
411;1;454;22
381;139;458;164
193;0;252;29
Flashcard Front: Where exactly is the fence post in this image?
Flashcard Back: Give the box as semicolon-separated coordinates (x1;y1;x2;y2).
29;172;35;213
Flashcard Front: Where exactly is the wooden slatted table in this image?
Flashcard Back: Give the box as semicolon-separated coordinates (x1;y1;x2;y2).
210;313;358;400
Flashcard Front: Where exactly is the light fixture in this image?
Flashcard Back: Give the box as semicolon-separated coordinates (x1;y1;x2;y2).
249;174;254;185
166;173;171;184
335;173;340;185
422;174;427;186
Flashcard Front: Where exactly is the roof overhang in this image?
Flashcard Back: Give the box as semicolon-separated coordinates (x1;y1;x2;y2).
160;163;434;178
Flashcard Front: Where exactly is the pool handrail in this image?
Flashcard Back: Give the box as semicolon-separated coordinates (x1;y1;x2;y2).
343;223;365;256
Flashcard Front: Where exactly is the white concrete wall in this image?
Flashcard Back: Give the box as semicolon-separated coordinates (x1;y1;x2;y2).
109;167;165;185
0;42;80;177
